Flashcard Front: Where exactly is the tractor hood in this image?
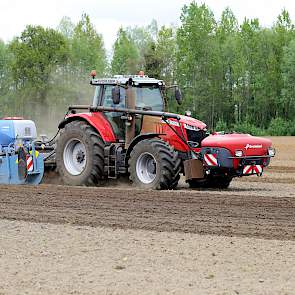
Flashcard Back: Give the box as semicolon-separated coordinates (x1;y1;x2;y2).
163;115;207;130
201;133;272;156
178;115;207;130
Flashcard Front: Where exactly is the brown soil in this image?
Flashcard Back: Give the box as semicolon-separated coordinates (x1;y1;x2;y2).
1;219;295;295
0;181;294;241
0;136;294;294
1;136;295;241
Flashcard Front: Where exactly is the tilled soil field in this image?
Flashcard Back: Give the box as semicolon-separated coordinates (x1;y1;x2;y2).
0;136;294;294
0;137;294;241
0;181;295;241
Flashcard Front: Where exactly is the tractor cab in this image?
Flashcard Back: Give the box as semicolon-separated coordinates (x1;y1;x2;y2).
90;73;180;141
92;74;166;112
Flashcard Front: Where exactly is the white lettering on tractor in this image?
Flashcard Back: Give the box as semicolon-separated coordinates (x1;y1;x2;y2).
245;144;262;150
161;119;180;127
184;123;200;131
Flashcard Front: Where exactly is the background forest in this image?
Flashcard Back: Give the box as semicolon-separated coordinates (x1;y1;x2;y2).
0;2;295;135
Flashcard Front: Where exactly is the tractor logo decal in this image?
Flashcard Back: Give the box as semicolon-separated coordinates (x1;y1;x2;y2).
243;165;263;175
204;153;218;166
161;119;180;127
245;144;262;150
184;123;200;131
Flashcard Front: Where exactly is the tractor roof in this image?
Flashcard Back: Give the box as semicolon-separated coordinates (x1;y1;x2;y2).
91;75;165;86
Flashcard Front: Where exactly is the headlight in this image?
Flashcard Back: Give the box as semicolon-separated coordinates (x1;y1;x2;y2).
235;150;243;157
268;147;276;157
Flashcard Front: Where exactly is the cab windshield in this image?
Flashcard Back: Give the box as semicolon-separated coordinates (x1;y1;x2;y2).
93;84;165;112
135;85;164;111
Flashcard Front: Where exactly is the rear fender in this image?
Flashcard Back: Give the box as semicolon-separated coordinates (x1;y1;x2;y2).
58;113;116;143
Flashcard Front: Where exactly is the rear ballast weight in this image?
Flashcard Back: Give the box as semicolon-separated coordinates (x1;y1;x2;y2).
54;72;275;189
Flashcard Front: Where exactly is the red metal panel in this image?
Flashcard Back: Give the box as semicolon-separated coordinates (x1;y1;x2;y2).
202;134;272;157
66;112;116;142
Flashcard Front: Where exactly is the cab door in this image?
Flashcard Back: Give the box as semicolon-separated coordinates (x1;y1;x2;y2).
101;85;126;141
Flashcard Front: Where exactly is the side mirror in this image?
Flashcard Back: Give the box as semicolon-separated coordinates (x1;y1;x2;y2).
112;86;120;104
175;88;182;105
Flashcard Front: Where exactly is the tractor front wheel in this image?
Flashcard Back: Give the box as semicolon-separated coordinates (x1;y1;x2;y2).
128;138;181;190
56;121;105;186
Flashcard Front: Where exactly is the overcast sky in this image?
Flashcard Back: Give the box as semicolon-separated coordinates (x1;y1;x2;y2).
1;0;295;51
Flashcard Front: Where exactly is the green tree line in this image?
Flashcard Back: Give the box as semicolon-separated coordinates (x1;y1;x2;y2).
1;2;295;135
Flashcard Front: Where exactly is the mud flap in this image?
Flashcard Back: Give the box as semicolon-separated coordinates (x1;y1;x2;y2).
184;159;204;181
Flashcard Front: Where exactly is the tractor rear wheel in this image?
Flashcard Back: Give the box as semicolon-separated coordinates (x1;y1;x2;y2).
128;138;181;190
56;121;105;186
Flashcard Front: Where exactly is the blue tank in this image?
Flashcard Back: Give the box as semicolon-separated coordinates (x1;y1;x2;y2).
0;119;37;147
0;120;15;147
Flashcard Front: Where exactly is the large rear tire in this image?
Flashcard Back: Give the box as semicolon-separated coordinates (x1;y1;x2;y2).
56;121;105;186
128;138;181;190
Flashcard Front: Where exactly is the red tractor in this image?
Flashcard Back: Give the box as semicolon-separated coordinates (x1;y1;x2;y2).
55;72;275;189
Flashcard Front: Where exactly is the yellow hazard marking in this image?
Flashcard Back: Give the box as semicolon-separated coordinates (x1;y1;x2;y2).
16;150;39;163
29;150;39;158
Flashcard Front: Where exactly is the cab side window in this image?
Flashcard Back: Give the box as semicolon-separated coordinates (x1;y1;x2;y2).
92;86;101;107
103;86;114;107
102;85;126;108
